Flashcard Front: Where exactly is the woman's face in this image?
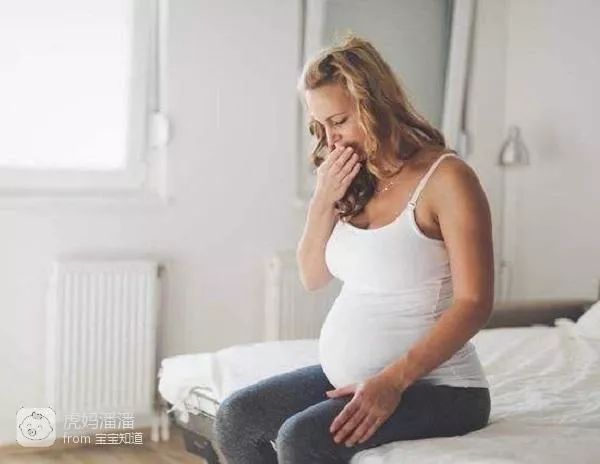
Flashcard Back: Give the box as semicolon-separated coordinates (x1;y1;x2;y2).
305;83;366;160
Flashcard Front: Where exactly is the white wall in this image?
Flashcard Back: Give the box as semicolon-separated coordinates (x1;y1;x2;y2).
503;0;600;299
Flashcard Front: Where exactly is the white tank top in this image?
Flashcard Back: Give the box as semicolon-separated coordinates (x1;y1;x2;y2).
320;153;489;389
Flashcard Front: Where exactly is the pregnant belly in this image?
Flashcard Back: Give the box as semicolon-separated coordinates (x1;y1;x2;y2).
318;295;438;388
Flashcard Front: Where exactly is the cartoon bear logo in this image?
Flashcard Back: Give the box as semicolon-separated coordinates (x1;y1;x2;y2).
18;411;54;441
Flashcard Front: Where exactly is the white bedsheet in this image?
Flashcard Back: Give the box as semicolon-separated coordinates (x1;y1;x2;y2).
158;318;600;463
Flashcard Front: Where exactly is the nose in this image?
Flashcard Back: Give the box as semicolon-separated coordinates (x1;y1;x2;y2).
326;128;341;151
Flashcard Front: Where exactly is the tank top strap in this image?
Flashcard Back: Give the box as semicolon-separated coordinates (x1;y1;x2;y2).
408;152;457;209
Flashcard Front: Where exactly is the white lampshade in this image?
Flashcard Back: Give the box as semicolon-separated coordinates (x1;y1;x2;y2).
498;125;530;167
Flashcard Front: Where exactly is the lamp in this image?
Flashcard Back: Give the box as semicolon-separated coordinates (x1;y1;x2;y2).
498;125;530;167
497;125;530;301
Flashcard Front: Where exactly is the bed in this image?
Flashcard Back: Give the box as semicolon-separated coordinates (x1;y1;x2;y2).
158;299;600;463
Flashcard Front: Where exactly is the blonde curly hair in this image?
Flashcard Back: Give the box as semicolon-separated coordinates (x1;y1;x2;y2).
297;34;453;220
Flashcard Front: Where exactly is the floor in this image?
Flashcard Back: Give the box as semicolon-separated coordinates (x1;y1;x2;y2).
0;427;206;464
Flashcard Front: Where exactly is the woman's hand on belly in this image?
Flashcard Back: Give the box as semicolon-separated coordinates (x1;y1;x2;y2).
325;370;406;447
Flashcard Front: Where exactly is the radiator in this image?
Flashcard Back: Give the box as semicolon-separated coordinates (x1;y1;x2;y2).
264;250;341;341
45;259;160;432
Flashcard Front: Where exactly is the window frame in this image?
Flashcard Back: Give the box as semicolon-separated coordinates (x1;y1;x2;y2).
0;0;169;202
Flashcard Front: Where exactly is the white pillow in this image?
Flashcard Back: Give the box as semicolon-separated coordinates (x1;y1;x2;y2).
576;300;600;339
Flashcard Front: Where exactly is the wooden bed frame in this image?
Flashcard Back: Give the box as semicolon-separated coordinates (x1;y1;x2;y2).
167;298;596;463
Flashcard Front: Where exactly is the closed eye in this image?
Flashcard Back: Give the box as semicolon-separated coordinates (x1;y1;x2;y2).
333;118;347;127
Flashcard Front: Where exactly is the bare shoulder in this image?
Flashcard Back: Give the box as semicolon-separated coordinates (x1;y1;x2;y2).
427;153;489;218
435;153;480;187
413;148;482;193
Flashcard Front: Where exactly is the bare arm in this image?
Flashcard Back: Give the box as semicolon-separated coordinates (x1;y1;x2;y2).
296;197;338;292
296;144;361;291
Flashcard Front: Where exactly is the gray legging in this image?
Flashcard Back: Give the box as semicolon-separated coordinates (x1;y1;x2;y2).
213;364;490;463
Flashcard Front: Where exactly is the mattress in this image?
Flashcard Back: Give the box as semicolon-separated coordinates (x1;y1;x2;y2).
158;318;600;463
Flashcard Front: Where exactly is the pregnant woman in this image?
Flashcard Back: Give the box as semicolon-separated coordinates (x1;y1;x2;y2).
214;35;493;463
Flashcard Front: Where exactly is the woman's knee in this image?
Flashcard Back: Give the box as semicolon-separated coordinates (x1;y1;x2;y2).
276;413;313;459
276;410;337;462
214;387;259;442
277;413;311;444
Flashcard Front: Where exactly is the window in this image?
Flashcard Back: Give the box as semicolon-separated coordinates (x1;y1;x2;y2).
0;0;168;198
